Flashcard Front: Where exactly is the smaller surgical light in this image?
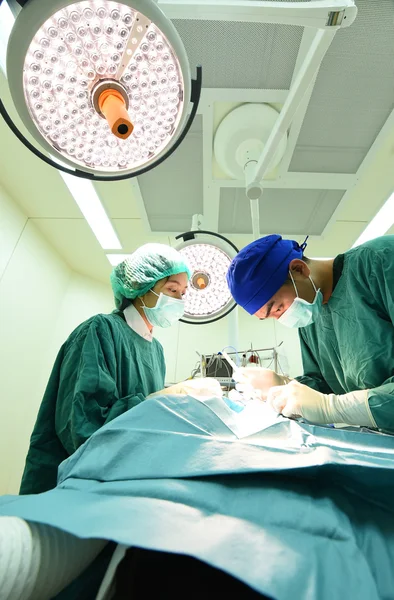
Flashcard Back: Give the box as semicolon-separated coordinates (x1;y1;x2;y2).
175;231;239;325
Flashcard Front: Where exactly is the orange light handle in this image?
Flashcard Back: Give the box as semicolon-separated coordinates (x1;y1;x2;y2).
196;277;207;289
98;89;134;140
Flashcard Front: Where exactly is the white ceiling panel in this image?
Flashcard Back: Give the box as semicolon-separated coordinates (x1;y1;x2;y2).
289;147;367;174
289;0;394;173
94;180;142;220
139;115;203;233
172;20;303;89
0;74;82;219
219;188;345;235
2;0;394;285
111;218;171;251
32;217;171;283
32;217;114;282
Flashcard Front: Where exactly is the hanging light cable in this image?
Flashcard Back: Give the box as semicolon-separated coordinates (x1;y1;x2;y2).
0;0;201;181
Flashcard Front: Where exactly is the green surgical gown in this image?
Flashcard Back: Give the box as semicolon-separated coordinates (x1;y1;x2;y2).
20;311;165;495
297;236;394;433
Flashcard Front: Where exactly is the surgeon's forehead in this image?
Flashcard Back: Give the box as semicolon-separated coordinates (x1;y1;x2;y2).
254;301;272;319
253;286;288;318
254;295;274;318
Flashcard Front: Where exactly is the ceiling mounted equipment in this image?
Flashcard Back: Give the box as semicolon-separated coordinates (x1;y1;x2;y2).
175;222;239;325
0;0;202;180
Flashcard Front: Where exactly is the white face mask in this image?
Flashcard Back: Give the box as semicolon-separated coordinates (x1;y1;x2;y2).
278;271;323;329
141;291;185;328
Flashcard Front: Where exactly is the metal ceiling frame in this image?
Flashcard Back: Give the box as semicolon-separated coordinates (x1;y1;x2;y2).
2;0;394;261
158;0;358;240
135;0;366;240
159;0;357;29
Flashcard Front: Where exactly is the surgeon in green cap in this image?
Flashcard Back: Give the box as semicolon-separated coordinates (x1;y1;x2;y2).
20;243;192;495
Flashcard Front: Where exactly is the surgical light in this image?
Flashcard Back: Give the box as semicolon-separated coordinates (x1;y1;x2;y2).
175;230;239;325
0;0;201;181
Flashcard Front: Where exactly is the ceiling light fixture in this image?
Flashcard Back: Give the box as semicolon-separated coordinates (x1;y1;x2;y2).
214;102;288;240
0;0;201;181
175;225;239;325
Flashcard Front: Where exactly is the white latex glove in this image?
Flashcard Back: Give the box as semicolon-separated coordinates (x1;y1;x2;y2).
233;367;291;400
149;377;223;399
267;380;377;427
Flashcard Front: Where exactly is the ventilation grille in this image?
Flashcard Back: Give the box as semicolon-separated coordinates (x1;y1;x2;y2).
290;0;394;173
219;187;345;235
173;20;303;89
139;116;204;233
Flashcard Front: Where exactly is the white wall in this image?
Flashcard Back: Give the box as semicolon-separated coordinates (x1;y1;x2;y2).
0;185;114;495
52;272;113;352
0;183;27;280
0;184;71;494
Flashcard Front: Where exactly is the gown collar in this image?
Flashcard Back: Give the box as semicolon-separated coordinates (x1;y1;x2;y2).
123;304;153;342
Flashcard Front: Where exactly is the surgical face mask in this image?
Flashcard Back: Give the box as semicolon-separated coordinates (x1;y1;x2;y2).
141;291;185;328
278;271;323;329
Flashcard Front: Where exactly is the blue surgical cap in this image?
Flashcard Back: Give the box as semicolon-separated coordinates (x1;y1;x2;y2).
226;234;307;315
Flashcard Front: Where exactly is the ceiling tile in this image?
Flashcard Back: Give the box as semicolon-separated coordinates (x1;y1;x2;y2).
219;188;345;235
139;116;203;232
290;0;394;173
95;180;142;219
173;20;302;89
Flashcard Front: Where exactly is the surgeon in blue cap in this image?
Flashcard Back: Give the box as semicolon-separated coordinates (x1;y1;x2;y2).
227;234;394;433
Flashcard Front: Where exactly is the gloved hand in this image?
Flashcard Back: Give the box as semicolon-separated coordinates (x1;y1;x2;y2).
267;380;377;427
233;367;291;400
149;377;223;400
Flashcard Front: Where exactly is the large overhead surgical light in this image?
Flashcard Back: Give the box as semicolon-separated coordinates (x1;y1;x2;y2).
175;223;239;325
0;0;201;181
